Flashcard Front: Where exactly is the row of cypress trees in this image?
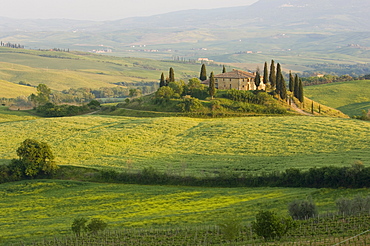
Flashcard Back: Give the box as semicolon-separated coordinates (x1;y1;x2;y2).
159;61;304;103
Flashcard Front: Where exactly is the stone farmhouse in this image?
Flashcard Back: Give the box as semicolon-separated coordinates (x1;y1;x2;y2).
203;69;265;91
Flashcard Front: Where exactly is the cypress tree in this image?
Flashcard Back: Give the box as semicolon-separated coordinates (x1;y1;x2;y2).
222;65;226;73
298;78;304;103
255;69;261;90
209;72;216;99
200;64;207;81
159;73;166;87
169;67;175;83
294;74;299;98
280;73;287;100
275;63;282;95
263;62;268;86
289;71;294;92
269;60;276;89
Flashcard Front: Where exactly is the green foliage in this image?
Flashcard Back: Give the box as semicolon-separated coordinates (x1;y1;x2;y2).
255;69;261;89
169;67;175;83
288;199;318;220
71;217;88;236
336;195;370;216
168;81;184;96
159;73;166;87
35;102;96;117
269;60;276;89
218;217;242;241
155;86;175;103
86;218;108;235
251;210;294;241
199;64;207;81
13;139;57;177
208;72;216;99
185;78;208;99
178;97;203;112
263;62;269;85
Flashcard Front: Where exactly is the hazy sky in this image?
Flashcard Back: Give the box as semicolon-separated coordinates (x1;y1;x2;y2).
1;0;259;21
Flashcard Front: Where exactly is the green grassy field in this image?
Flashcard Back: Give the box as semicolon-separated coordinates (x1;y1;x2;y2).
0;114;369;176
0;47;206;94
304;80;370;117
1;179;369;244
0;106;38;123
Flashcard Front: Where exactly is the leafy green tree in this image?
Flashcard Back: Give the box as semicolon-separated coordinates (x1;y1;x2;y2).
200;64;207;81
263;62;268;86
159;73;166;87
129;88;141;98
169;67;175;83
269;60;276;89
222;65;226;73
209;72;216;99
12;139;57;177
289;71;294;92
252;210;294;241
155;86;175;102
86;218;107;235
168;81;184;98
178;97;203;112
33;84;51;106
288;199;318;220
71;217;88;237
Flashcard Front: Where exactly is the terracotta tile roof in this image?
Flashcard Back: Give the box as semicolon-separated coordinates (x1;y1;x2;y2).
214;69;255;79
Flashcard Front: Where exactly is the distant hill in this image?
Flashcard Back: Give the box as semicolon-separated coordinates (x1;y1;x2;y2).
304;80;370;117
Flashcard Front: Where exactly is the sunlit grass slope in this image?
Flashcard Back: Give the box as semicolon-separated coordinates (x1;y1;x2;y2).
0;47;202;92
0;115;368;175
0;106;38;123
304;80;370;116
0;79;36;98
1;180;369;244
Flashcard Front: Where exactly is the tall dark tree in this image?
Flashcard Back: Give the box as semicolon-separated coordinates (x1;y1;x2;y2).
169;67;175;83
200;64;207;81
222;65;226;73
255;67;261;90
294;74;299;99
298;78;304;103
275;63;282;95
289;71;294;92
279;73;287;100
209;72;216;99
159;73;166;87
269;60;276;89
263;62;268;86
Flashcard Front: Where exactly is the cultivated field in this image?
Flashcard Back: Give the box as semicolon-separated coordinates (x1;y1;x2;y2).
304;80;370;117
0;47;205;94
1;179;370;244
0;114;369;176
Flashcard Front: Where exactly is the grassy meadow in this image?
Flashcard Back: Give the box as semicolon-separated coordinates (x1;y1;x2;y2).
304;80;370;117
0;114;369;176
0;47;206;94
1;179;370;244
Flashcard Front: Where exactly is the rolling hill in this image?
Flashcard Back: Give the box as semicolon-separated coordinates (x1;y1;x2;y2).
0;115;368;176
304;80;370;117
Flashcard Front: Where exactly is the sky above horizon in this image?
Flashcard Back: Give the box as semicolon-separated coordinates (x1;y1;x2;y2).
1;0;259;21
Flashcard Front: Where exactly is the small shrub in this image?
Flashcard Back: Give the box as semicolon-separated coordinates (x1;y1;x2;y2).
71;217;88;236
288;199;318;220
218;217;242;242
86;218;107;235
251;210;294;241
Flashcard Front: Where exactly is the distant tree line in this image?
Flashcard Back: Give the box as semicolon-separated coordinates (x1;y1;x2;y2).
97;162;369;189
0;41;24;49
301;74;357;86
303;63;370;77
